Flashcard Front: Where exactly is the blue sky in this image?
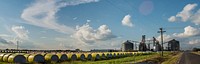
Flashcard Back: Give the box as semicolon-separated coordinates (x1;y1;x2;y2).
0;0;200;50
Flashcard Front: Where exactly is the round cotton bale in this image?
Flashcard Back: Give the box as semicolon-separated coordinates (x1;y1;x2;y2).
44;54;59;62
67;54;77;61
56;53;68;61
28;54;45;63
129;52;133;56
0;53;6;61
116;52;121;58
23;54;31;61
76;53;85;61
8;54;26;63
121;53;125;57
84;53;92;60
105;53;112;59
99;53;106;60
15;53;26;55
3;53;12;62
91;53;100;61
112;53;116;58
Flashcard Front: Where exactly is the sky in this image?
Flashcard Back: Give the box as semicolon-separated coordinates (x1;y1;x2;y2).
0;0;200;50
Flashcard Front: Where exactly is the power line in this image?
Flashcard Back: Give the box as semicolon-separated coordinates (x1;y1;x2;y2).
105;0;129;14
122;0;137;14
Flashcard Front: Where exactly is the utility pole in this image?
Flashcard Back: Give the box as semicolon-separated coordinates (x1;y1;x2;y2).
158;28;166;56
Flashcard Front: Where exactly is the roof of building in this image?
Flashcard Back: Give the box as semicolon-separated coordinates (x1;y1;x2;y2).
123;40;133;44
168;39;179;43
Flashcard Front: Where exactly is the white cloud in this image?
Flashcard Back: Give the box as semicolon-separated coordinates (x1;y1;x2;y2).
168;16;176;22
21;0;99;34
122;14;133;27
156;34;174;42
177;3;197;21
40;37;47;39
87;20;91;23
173;26;200;38
189;39;200;45
155;26;200;50
11;26;29;40
0;34;12;38
73;17;78;20
191;9;200;25
168;3;197;22
168;3;200;26
0;37;14;44
71;23;116;44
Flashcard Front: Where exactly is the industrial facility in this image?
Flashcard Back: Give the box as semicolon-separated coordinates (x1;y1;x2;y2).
167;39;180;51
121;35;163;52
139;35;147;51
152;37;161;51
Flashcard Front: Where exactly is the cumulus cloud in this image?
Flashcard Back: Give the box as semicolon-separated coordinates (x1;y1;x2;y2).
0;37;14;44
168;3;197;22
122;15;133;27
191;9;200;25
177;3;197;21
157;26;200;41
21;0;99;34
156;34;174;42
173;26;200;38
168;16;176;22
71;23;116;44
189;39;200;45
168;3;200;25
11;26;29;40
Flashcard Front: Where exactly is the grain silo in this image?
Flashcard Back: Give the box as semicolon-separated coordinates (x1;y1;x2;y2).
122;40;133;52
168;39;180;51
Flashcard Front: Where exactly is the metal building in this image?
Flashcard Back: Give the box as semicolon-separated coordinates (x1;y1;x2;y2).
153;41;161;51
153;37;161;51
122;40;133;52
168;39;180;51
139;35;147;51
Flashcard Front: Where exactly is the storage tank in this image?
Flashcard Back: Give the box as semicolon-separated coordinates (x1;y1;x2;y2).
122;40;133;52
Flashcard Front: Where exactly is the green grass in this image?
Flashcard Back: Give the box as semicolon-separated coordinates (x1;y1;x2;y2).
60;53;158;64
162;52;182;64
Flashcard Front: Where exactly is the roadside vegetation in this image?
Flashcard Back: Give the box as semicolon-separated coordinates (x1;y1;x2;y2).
162;52;182;64
191;51;200;55
131;52;182;64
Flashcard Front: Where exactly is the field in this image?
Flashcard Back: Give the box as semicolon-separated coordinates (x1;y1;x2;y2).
0;51;181;64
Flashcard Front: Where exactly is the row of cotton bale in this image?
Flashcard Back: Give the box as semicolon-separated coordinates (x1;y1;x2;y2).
0;50;28;53
0;52;151;63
